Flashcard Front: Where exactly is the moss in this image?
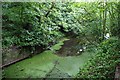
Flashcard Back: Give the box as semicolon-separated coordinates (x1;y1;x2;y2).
51;38;69;51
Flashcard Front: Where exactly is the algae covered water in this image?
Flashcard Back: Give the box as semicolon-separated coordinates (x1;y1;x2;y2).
4;38;95;78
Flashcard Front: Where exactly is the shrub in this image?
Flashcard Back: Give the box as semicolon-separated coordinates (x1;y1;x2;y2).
77;37;120;79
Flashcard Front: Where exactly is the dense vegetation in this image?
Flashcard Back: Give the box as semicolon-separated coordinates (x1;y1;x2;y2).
77;37;120;79
2;1;120;79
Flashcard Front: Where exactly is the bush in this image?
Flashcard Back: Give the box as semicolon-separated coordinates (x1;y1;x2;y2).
77;37;120;79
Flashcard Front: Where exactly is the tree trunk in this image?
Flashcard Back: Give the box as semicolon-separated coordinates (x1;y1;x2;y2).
102;1;107;40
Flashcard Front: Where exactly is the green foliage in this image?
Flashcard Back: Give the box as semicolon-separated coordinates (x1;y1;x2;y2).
2;2;64;48
3;2;88;48
77;37;120;79
2;2;120;78
3;2;119;48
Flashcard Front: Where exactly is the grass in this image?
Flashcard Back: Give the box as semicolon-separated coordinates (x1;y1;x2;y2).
4;37;96;78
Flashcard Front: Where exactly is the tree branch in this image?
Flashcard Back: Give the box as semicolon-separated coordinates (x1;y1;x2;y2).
45;2;54;17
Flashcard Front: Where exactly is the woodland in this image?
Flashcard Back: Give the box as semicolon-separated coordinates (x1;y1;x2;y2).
2;1;120;79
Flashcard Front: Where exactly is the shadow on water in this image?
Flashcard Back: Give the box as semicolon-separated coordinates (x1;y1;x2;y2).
56;37;86;56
